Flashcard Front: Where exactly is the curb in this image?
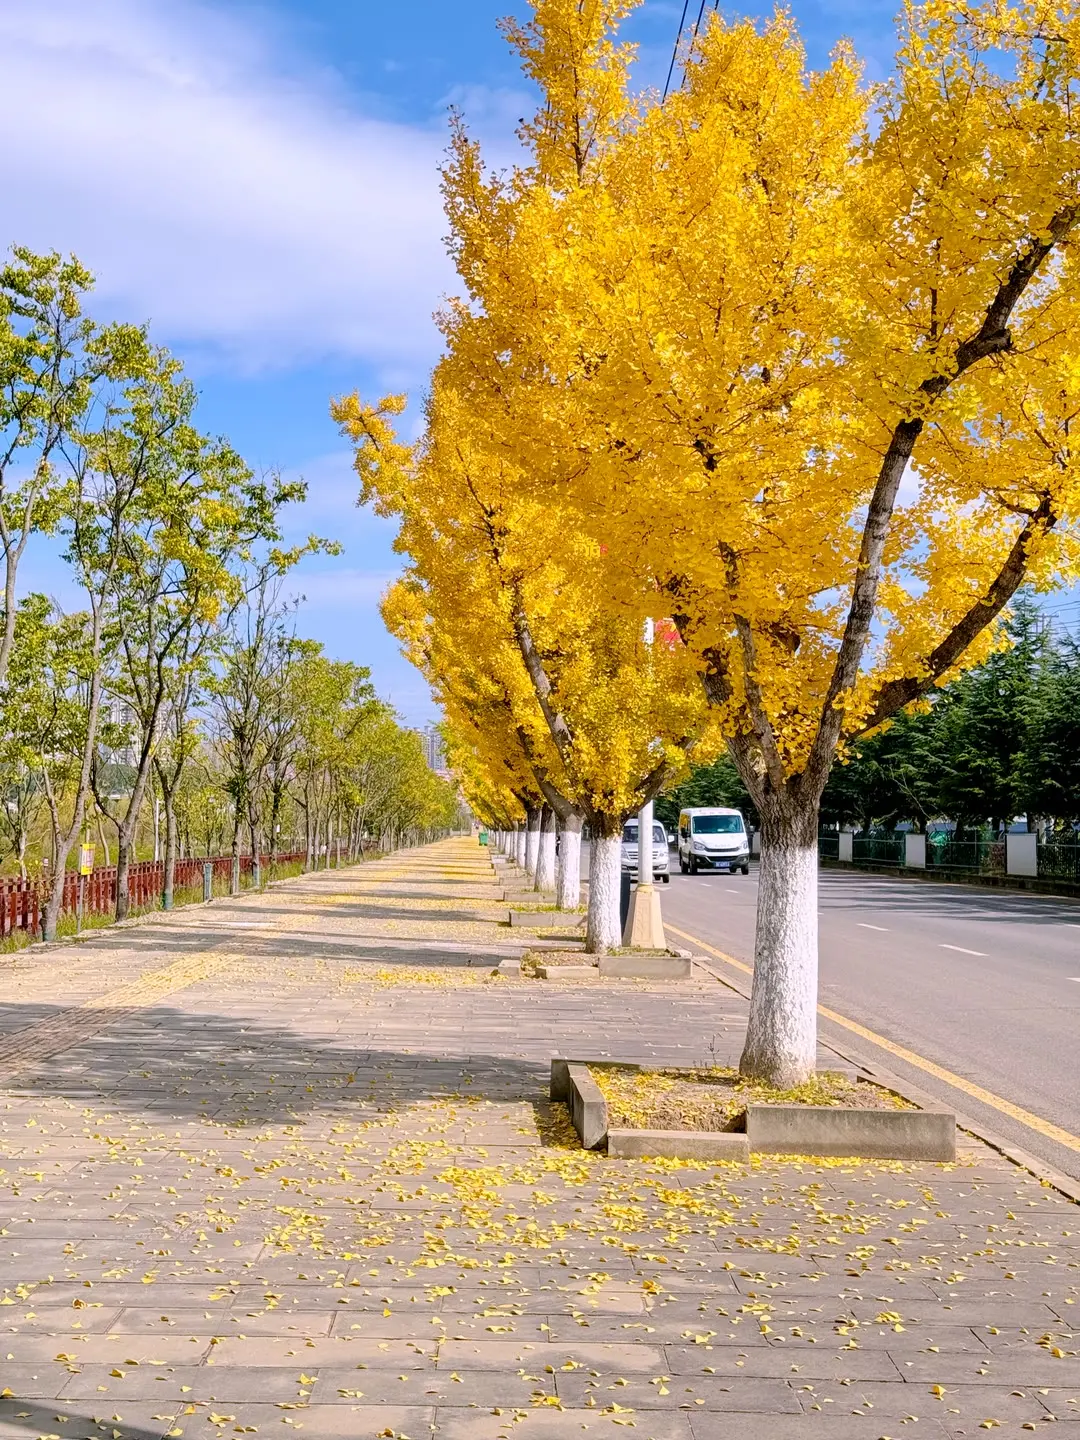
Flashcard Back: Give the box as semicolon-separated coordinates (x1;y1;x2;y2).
693;954;1080;1207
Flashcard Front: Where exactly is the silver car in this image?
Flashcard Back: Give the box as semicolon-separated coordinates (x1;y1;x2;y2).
621;820;671;882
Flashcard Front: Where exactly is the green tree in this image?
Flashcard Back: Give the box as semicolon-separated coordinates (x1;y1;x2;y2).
1018;634;1080;828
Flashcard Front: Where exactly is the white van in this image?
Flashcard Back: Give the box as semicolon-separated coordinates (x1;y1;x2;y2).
678;807;750;875
621;819;671;882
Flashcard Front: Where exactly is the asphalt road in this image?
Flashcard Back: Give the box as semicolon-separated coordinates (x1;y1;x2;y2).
639;855;1080;1182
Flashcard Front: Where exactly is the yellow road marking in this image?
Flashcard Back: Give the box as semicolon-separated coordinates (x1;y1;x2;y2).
670;923;1080;1156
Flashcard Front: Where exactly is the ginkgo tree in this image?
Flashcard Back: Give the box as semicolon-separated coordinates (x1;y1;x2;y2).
335;391;720;951
410;0;1080;1083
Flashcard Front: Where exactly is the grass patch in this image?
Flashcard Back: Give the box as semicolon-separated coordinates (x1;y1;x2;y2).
588;1064;913;1133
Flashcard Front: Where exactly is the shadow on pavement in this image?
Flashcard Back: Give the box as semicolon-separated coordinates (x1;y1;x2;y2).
0;1400;171;1440
0;998;561;1129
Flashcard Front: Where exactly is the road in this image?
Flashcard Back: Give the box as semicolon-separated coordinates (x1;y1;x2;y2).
647;858;1080;1182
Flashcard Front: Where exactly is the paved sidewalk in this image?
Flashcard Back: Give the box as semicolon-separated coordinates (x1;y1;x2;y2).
0;839;1075;1440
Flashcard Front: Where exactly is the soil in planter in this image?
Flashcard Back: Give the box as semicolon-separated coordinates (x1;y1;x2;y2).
522;949;594;977
588;1064;913;1133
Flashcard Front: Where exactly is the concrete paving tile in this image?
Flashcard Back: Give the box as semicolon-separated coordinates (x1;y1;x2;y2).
891;1352;1080;1385
107;1308;335;1337
433;1340;665;1372
807;1378;1055;1415
175;1403;436;1438
555;1372;803;1412
686;1417;950;1439
0;1363;70;1397
1;1335;213;1364
433;1410;694;1439
204;1336;435;1366
0;1397;180;1439
662;1345;904;1380
60;1365;314;1403
315;1366;556;1406
0;1306;125;1333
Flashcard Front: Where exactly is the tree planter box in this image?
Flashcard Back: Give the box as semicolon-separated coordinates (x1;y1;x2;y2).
551;1059;956;1162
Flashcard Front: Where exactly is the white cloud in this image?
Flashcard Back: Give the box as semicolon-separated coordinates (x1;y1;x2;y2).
0;0;456;370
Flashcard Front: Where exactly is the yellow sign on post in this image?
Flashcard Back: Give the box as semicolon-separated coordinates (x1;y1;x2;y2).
79;843;95;876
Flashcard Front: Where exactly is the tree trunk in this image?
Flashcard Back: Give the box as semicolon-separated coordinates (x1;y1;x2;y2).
115;833;132;921
231;815;241;896
249;807;261;889
524;805;541;876
162;788;177;910
536;807;557;893
556;813;582;911
739;789;821;1087
586;828;622;953
514;825;527;868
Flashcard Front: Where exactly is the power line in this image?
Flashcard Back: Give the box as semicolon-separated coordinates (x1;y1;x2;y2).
663;0;721;102
663;0;691;101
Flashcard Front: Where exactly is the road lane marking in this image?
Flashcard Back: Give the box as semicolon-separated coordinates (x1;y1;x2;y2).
858;923;889;931
668;923;1080;1157
940;943;987;956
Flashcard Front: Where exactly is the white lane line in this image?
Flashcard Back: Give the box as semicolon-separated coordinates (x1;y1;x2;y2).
940;943;987;956
724;887;740;894
857;923;889;931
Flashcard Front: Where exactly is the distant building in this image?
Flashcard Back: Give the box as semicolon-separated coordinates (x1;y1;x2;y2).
409;724;449;777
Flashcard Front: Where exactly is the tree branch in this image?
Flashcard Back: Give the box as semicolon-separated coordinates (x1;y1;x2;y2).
858;492;1056;732
808;202;1080;782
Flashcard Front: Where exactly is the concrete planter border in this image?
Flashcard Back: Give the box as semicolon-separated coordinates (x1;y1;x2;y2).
550;1058;956;1163
598;950;692;980
507;909;585;928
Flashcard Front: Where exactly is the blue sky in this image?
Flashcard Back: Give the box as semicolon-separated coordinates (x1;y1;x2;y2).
2;0;907;722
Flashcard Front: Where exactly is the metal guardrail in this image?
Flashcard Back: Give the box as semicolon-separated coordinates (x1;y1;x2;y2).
1037;840;1080;882
820;830;1080;882
926;837;1004;874
852;835;904;866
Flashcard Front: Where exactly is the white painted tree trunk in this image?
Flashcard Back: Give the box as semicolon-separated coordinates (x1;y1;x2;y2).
536;808;557;892
514;826;527;867
739;797;820;1087
556;814;582;911
586;831;622;953
525;807;541;876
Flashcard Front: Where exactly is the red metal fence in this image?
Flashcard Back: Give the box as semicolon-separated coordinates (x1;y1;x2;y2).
0;851;308;941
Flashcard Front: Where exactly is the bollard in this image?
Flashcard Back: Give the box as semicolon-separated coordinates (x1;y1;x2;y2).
203;862;213;904
620;870;632;934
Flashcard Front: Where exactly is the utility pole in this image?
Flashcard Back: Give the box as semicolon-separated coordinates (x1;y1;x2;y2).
622;617;667;949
